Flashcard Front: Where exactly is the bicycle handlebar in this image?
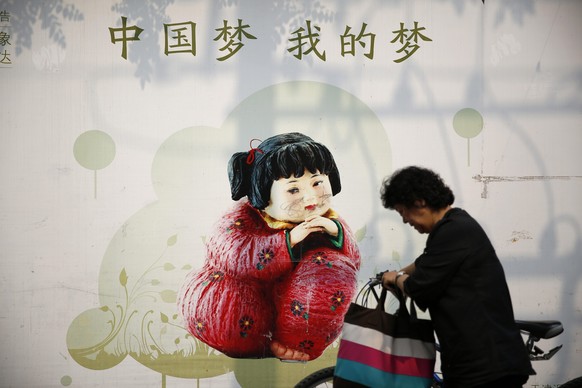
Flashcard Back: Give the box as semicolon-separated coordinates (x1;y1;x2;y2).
368;272;384;287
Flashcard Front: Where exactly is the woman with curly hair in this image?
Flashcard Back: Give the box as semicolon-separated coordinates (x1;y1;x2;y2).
380;166;533;388
179;132;361;361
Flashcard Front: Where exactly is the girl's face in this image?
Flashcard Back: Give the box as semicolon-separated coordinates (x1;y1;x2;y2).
264;169;333;223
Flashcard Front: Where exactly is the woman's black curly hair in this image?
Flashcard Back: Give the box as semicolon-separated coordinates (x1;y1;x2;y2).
228;132;341;209
380;166;454;210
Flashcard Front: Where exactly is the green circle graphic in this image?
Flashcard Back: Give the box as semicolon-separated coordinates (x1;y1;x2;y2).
453;108;483;139
60;375;72;386
73;130;116;170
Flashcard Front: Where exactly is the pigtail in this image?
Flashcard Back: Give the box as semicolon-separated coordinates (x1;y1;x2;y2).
228;152;253;200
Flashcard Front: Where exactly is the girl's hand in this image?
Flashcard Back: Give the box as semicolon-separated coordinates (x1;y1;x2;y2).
288;216;338;247
303;215;338;236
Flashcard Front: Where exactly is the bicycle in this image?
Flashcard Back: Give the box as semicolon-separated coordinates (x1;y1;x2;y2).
295;274;582;388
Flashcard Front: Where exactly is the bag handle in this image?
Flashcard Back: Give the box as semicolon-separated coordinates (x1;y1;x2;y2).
376;287;420;322
377;287;388;311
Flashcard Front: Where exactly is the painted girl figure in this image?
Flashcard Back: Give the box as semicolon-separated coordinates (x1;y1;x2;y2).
179;132;361;361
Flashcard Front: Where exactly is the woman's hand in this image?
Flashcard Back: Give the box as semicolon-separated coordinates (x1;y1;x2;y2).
289;216;338;247
382;270;410;296
382;271;398;290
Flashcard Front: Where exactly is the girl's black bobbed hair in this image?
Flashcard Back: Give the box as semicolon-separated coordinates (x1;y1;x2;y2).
228;132;341;209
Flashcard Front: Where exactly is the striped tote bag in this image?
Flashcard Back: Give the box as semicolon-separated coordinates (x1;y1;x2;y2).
334;287;435;387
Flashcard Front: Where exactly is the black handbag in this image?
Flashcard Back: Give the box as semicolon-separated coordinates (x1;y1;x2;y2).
334;285;436;387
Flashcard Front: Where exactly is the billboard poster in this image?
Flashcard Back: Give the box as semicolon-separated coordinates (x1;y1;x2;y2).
1;0;581;386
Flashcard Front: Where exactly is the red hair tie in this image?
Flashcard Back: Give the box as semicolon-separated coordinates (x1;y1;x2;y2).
246;138;263;164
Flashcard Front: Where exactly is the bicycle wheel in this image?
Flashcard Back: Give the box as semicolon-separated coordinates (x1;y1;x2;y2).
560;376;582;388
294;366;335;388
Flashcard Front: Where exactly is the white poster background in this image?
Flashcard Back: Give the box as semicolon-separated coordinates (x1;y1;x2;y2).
1;0;581;386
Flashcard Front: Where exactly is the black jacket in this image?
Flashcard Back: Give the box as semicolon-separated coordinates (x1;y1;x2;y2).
404;208;533;386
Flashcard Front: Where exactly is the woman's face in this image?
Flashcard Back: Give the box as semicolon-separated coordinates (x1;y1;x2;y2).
264;169;333;223
394;202;437;234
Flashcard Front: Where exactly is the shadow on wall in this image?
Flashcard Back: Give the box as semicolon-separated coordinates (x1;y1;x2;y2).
4;0;84;55
6;0;536;88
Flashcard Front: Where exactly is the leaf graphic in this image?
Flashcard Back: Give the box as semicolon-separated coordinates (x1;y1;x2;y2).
163;263;175;271
392;250;401;263
160;290;177;303
167;234;178;246
160;312;169;323
355;225;367;242
119;268;128;286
